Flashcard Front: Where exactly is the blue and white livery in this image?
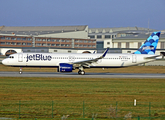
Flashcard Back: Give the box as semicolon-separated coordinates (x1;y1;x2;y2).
134;32;160;54
2;32;161;75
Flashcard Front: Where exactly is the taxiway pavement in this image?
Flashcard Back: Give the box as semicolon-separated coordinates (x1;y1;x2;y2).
0;71;165;78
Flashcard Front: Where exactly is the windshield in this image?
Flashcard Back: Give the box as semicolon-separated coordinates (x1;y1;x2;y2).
8;56;14;58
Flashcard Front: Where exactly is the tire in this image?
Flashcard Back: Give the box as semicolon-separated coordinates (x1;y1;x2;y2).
78;70;81;75
78;70;85;75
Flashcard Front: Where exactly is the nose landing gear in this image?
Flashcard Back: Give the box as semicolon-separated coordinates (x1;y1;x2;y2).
19;67;23;74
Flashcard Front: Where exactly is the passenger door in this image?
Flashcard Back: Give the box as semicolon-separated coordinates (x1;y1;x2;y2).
132;55;137;63
18;54;23;62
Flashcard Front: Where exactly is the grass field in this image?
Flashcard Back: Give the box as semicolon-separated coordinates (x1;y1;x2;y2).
1;77;165;102
1;77;165;119
1;64;165;119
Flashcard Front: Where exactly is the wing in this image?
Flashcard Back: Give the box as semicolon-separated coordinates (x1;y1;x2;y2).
71;48;109;68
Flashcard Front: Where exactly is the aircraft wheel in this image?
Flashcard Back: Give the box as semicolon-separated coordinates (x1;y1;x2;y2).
78;70;85;75
81;71;85;75
19;67;23;74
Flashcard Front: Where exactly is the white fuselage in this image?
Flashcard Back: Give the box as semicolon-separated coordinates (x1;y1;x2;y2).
2;53;156;68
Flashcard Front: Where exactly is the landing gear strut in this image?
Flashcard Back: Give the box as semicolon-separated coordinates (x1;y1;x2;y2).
78;66;85;75
19;67;23;74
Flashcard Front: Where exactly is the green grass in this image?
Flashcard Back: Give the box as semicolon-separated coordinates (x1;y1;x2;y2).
1;77;165;102
1;77;165;119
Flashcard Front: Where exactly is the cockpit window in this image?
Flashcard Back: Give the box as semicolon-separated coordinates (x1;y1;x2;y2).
9;56;14;58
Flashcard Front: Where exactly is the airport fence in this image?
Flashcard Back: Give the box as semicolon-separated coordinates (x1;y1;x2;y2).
0;100;165;119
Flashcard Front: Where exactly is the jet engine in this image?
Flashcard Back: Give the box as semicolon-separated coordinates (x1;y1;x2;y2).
58;63;73;72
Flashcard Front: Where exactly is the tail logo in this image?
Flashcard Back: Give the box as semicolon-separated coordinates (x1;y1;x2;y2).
142;46;154;51
134;32;161;55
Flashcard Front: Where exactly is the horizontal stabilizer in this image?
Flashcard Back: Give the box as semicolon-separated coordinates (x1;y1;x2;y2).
144;55;160;59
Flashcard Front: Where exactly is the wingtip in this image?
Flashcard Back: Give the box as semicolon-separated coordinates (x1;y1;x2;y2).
102;48;109;57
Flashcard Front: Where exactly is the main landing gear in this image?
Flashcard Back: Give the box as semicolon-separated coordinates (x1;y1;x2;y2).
78;66;85;75
78;70;85;75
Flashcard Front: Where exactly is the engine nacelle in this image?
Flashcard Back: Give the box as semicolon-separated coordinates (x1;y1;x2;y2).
58;63;73;72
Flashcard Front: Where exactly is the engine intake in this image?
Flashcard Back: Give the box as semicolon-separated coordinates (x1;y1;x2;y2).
58;63;73;72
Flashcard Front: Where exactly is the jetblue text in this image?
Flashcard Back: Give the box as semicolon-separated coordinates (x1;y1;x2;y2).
26;54;52;62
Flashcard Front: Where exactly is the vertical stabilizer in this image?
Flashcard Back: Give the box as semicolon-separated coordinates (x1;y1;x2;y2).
134;31;161;54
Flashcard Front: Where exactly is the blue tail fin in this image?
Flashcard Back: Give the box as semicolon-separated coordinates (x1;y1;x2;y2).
134;31;161;54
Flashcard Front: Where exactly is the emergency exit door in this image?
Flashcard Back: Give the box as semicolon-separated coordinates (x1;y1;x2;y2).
132;55;137;63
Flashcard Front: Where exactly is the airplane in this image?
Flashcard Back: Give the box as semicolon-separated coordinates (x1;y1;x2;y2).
2;31;161;75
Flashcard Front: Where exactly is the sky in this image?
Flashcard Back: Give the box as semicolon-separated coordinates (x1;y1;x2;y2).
0;0;165;30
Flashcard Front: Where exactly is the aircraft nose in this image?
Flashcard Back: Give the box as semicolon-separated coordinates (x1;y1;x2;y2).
2;59;7;65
